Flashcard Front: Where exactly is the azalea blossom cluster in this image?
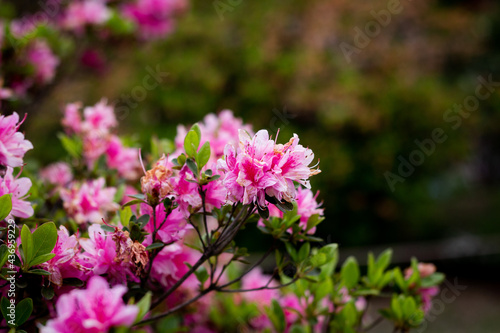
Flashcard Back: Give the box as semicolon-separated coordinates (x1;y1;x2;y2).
218;129;321;207
0;111;34;219
0;0;187;104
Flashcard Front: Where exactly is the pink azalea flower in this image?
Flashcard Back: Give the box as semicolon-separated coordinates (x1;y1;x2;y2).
218;130;320;207
0;167;33;219
174;110;253;162
40;162;73;187
61;0;111;31
420;286;439;313
140;155;175;203
170;165;202;217
122;0;187;40
241;267;278;306
0;112;33;168
62;102;83;135
140;203;190;244
150;242;200;289
41;226;87;286
26;40;59;84
81;98;117;134
40;276;138;333
79;224;137;284
106;135;141;180
60;178;119;224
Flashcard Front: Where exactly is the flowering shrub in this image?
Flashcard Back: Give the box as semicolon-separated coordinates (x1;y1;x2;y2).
0;101;444;332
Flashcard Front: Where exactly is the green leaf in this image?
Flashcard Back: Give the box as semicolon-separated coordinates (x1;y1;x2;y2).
58;133;82;158
0;297;11;326
194;266;209;285
0;245;9;268
403;296;417;319
26;269;51;275
41;286;55;300
191;123;202;142
62;278;84;287
289;325;307;333
196;142;211;170
184;130;200;157
101;225;116;233
0;194;12;220
186;158;198;177
393;267;406;290
376;248;392;272
342;301;357;327
270;299;286;332
31;222;57;261
391;295;403;320
119;206;133;227
15;298;33;327
123;199;144;208
134;292;152;323
20;225;33;268
128;194;145;200
146;242;165;251
297;242;310;262
341;256;360;289
421;272;445;288
257;205;270;219
29;253;55;267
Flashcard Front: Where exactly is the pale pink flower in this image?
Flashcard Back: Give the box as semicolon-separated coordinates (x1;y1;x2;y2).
40;276;138;333
40;162;73;187
61;0;111;31
40;226;86;286
0;167;33;219
218;130;320;207
60;178;119;224
106;136;141;180
170;165;202;217
122;0;187;40
0;112;33;168
26;40;59;84
174;110;253;162
79;224;137;284
405;263;437;279
62;102;83;134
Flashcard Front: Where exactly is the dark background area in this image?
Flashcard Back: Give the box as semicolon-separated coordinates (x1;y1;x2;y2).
6;0;500;330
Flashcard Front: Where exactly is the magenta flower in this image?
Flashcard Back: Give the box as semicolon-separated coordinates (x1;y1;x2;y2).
0;112;33;168
26;40;59;84
79;224;137;285
40;276;138;333
106;136;141;180
62;102;83;135
0;167;33;219
40;162;73;187
122;0;187;40
218;130;320;207
41;226;87;287
150;242;200;289
81;98;117;134
140;203;190;244
60;178;119;224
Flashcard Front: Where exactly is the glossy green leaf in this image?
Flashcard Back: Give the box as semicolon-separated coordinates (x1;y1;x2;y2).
0;194;12;221
341;256;360;289
31;222;57;260
196;141;211;170
20;225;33;267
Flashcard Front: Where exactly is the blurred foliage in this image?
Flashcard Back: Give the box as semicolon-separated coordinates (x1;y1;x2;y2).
20;0;500;247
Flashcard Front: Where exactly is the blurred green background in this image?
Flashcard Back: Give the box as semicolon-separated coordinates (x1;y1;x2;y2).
12;0;500;331
24;0;500;246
